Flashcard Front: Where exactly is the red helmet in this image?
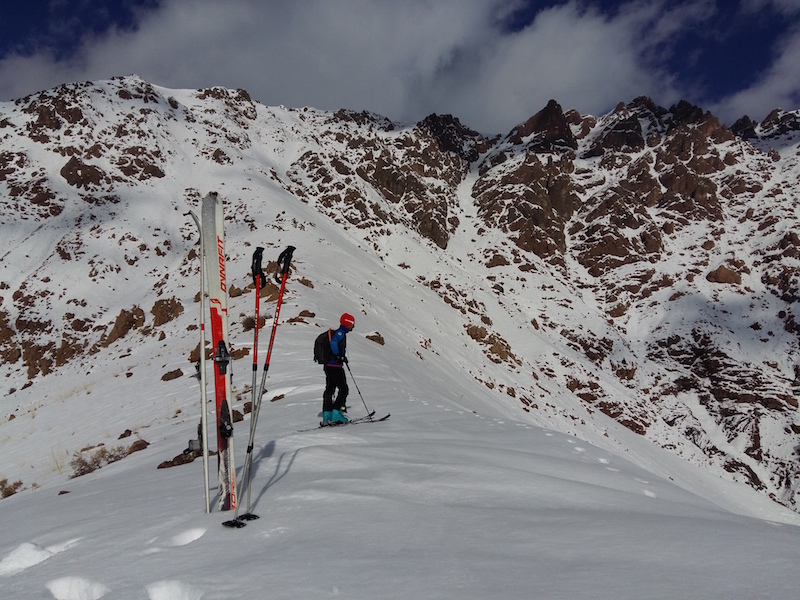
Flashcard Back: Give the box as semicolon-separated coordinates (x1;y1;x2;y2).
340;313;355;328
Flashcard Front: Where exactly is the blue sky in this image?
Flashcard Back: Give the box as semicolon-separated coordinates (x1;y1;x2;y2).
0;0;798;133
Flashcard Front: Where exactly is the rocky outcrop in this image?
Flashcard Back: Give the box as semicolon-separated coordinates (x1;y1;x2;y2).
507;99;577;151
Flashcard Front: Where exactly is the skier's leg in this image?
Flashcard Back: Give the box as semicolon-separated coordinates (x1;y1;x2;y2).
322;366;335;423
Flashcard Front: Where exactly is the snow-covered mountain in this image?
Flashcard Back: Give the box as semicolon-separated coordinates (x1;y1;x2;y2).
1;73;799;519
2;75;800;599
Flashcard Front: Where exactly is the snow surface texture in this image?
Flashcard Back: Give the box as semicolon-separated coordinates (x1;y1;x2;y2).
0;76;799;597
2;395;799;598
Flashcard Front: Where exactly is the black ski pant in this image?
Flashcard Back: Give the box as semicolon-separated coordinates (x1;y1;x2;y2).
323;365;348;412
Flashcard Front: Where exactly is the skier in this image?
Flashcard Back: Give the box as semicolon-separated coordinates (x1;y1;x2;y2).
321;313;356;425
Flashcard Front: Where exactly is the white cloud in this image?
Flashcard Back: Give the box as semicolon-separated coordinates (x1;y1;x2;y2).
417;1;702;131
711;23;800;122
0;50;76;99
0;0;795;133
414;3;665;130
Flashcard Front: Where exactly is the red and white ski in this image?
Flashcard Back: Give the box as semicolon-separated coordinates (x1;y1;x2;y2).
202;191;236;511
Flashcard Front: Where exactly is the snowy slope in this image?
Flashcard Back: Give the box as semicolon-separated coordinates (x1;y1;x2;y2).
0;77;799;499
2;320;800;599
1;76;800;598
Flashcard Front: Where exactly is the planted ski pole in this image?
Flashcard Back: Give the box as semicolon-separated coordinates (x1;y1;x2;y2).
186;210;211;514
224;245;295;528
223;248;266;527
345;362;372;420
255;244;295;409
245;247;266;497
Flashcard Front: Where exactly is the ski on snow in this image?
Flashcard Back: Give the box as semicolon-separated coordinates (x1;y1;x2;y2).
202;192;237;512
297;412;391;433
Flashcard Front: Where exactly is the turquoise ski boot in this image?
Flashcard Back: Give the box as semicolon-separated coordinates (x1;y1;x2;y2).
321;411;332;426
331;409;349;424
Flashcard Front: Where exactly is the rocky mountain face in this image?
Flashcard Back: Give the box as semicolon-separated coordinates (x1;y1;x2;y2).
1;76;799;509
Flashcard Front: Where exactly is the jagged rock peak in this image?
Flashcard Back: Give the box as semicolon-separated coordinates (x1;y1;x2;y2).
417;113;494;162
333;108;396;131
668;99;733;142
730;108;800;143
760;108;800;137
583;97;670;157
628;95;666;116
507;99;578;151
731;115;758;140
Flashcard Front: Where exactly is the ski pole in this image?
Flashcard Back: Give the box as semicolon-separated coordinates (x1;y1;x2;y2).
186;211;211;515
224;245;294;527
345;362;372;420
240;248;266;518
225;247;267;527
259;245;296;397
250;248;265;409
252;245;295;437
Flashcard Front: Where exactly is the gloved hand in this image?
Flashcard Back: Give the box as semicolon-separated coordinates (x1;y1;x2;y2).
337;354;348;364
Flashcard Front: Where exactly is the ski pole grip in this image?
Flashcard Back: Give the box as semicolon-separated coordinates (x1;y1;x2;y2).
251;247;265;289
275;246;295;283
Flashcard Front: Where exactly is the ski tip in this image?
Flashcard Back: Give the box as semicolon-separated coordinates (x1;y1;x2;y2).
222;519;247;529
